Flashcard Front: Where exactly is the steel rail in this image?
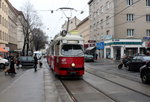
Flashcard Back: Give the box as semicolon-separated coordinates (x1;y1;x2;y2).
60;80;78;102
85;70;150;98
85;65;140;83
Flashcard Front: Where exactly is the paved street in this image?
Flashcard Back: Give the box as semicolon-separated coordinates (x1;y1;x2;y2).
0;58;150;102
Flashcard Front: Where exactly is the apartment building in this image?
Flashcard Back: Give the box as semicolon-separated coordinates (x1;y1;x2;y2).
15;10;25;52
76;17;90;47
0;0;9;49
7;0;18;51
88;0;150;60
62;16;81;31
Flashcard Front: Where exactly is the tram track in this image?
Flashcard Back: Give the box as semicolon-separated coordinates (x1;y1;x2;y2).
60;80;78;102
85;64;140;83
85;67;150;97
60;79;117;102
45;64;150;101
60;71;150;102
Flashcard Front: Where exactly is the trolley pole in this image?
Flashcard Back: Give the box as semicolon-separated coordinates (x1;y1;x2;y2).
66;17;70;32
58;7;75;32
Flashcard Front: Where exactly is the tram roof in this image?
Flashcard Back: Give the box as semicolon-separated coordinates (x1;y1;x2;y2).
54;34;84;41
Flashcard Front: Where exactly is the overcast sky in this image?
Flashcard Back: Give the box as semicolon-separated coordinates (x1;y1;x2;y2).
9;0;89;39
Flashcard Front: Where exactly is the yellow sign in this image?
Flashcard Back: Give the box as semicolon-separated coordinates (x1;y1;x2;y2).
69;30;79;34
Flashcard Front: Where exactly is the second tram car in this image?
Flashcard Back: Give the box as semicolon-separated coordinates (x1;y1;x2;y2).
47;31;84;77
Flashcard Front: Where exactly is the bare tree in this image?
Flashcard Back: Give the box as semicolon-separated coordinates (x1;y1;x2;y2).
31;28;48;51
19;1;42;56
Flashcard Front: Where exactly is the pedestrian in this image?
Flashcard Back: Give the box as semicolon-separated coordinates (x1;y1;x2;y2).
96;53;98;60
146;50;150;56
6;56;16;74
16;54;20;69
34;54;38;71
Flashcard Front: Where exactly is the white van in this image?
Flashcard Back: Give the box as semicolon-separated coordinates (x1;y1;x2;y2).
33;51;42;59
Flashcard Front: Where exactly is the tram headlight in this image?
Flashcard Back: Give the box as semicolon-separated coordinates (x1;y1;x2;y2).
71;63;75;67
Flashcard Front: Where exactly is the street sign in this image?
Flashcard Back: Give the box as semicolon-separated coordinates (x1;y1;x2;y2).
96;42;104;50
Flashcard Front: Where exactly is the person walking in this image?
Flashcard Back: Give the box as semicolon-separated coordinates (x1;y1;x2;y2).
6;56;16;74
34;54;38;72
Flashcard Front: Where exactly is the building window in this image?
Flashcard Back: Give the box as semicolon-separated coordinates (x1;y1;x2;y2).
106;1;110;9
127;14;134;21
106;16;110;25
0;15;1;24
0;30;1;39
127;29;134;37
100;19;103;29
0;0;1;8
146;14;150;22
106;30;110;35
100;6;103;13
126;0;133;5
146;0;150;6
146;29;150;36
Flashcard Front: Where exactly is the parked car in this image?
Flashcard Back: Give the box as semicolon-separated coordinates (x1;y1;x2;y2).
84;54;94;62
0;57;9;69
18;56;35;68
140;62;150;84
122;54;145;67
126;56;150;71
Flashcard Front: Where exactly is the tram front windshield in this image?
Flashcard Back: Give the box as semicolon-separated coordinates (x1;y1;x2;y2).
61;44;84;56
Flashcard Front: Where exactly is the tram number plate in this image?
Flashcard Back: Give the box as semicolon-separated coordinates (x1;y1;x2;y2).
69;72;76;75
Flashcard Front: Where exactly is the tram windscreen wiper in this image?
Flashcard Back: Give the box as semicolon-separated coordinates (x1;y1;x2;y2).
75;52;84;56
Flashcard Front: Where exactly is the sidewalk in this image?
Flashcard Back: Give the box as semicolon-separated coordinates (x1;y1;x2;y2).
0;68;44;102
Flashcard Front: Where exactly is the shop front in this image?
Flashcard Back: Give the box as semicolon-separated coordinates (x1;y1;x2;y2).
104;39;143;60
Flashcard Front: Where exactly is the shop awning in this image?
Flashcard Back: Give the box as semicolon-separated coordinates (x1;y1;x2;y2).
85;46;95;50
0;48;8;52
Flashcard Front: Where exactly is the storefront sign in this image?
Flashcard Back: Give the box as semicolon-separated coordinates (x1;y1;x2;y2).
143;37;150;41
105;42;142;45
88;40;96;43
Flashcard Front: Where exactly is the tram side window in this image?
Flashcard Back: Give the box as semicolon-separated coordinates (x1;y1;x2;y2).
51;46;54;55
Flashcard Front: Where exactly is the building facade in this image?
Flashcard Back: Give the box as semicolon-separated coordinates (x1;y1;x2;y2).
7;0;18;51
62;16;81;32
76;17;90;45
0;0;9;49
88;0;150;60
15;10;25;52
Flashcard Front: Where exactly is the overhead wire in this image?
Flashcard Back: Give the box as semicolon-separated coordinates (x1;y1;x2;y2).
66;0;71;7
74;0;128;20
90;0;130;23
48;13;64;36
76;0;89;17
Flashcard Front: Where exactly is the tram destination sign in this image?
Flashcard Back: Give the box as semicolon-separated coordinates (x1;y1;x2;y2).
68;40;79;44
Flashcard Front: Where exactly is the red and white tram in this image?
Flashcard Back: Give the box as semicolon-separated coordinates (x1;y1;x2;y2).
47;31;84;77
